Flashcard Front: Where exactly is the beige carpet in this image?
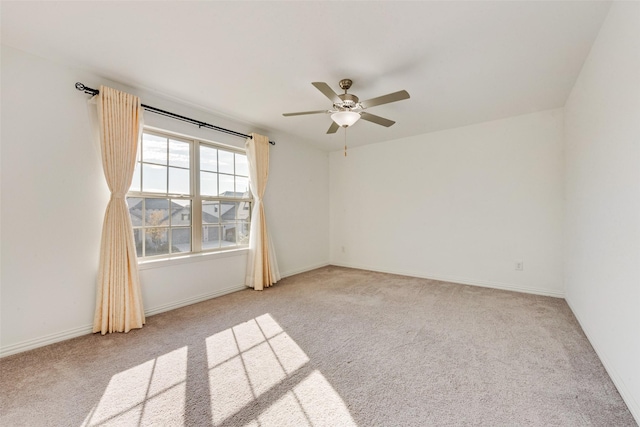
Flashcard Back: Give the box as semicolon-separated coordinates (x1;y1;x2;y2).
0;266;636;426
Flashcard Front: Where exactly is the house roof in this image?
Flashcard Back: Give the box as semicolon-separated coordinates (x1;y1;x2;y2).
128;197;249;224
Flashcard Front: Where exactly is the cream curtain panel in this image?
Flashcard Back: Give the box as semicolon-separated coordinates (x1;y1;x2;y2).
245;133;281;290
93;85;145;334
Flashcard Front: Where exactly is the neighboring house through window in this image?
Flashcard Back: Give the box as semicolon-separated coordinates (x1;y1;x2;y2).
127;130;251;259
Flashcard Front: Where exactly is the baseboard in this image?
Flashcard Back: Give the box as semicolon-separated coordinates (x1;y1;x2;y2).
1;262;331;359
0;284;246;359
329;262;565;298
144;284;246;317
565;298;640;424
280;261;330;279
0;323;94;358
1;262;561;359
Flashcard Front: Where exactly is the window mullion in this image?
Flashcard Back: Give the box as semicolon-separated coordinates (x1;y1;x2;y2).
141;198;146;258
166;142;170;198
192;140;202;252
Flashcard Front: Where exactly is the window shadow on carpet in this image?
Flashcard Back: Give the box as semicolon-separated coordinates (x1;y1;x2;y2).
80;313;356;426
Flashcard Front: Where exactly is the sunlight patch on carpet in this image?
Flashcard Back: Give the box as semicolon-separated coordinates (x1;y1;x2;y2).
81;346;187;426
206;313;355;426
81;313;356;426
206;313;310;424
255;370;357;427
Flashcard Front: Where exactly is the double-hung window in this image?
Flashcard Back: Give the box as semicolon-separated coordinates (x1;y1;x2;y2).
127;130;251;260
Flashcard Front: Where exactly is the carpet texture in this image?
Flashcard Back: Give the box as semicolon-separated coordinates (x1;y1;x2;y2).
0;266;636;426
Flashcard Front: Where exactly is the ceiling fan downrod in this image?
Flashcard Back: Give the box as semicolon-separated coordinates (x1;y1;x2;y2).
337;79;359;110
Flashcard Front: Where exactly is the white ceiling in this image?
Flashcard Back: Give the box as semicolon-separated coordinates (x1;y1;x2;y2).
1;1;611;151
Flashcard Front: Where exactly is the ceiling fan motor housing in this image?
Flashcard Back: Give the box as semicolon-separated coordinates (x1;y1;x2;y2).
336;93;360;110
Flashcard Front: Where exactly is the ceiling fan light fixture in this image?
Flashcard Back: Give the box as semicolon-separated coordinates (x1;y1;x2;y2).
331;111;361;127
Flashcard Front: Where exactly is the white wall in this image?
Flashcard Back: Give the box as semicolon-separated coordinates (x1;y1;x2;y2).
564;1;640;420
330;109;565;296
0;45;329;356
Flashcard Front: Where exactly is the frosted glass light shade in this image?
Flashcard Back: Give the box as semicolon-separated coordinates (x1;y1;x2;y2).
331;111;361;127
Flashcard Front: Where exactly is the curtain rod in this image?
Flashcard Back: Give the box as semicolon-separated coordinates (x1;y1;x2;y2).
75;83;275;145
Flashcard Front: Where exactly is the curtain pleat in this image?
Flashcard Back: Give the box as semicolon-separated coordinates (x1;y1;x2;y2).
93;85;145;334
245;133;280;290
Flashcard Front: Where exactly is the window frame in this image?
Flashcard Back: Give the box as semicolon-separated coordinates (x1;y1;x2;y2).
127;128;252;261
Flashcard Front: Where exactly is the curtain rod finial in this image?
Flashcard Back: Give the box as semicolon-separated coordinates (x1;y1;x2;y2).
75;82;99;96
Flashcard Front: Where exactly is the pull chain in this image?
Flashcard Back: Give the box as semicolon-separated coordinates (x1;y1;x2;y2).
344;126;348;157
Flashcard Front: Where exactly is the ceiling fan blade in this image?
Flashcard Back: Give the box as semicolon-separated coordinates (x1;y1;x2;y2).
360;112;396;127
282;110;329;117
360;90;410;109
312;82;341;104
327;122;340;134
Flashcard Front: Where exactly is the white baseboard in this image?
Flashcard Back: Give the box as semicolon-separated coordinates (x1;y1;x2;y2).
280;261;330;279
565;298;640;424
0;262;561;359
144;284;246;317
0;284;246;359
0;323;94;358
1;262;333;359
329;262;565;298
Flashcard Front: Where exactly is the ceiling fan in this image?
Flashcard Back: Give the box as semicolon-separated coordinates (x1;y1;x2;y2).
283;79;410;134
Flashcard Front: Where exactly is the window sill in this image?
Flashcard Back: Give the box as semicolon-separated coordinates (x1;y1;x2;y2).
138;248;249;270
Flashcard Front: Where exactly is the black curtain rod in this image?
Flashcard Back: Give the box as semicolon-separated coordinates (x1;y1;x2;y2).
75;83;275;145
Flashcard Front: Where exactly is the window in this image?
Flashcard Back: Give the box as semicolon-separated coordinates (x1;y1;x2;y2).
127;131;251;259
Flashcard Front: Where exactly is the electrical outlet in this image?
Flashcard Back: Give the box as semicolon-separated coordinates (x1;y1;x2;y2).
341;246;345;253
515;261;524;271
